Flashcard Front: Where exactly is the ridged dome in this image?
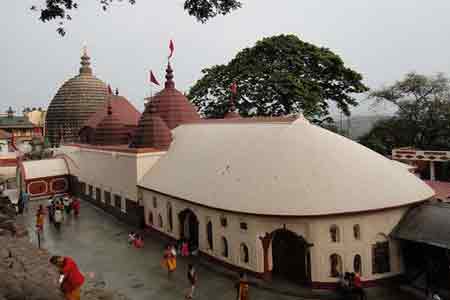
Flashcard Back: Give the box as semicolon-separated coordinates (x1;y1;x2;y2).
94;99;130;146
151;63;200;129
132;100;172;149
46;49;108;145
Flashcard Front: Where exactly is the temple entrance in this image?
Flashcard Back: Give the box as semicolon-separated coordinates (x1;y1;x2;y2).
272;229;311;284
178;209;199;250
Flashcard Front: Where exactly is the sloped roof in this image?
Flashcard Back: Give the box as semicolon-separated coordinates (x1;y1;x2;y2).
391;202;450;249
139;118;434;216
82;94;140;129
21;158;69;180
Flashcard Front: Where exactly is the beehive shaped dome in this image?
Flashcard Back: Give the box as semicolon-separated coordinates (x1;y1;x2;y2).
151;63;200;129
132;100;172;149
94;99;130;146
46;49;108;145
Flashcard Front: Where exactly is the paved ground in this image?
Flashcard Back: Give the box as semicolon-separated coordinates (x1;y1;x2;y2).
19;199;422;300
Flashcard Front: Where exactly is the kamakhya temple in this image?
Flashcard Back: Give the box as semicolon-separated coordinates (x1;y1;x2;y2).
18;50;436;288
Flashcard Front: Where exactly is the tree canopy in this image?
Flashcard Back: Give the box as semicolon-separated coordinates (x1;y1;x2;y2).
360;72;450;155
188;34;368;122
31;0;242;35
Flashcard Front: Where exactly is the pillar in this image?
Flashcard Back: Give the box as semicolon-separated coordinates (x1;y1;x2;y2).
430;161;436;181
259;232;272;281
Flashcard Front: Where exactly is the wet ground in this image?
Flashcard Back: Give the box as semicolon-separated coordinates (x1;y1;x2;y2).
19;200;421;300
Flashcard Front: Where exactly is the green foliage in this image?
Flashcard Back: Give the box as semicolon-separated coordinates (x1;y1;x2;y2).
188;34;368;120
360;72;450;154
31;0;241;36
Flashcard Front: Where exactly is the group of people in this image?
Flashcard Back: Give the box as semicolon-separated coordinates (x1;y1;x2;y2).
127;231;144;248
42;195;80;230
337;272;366;300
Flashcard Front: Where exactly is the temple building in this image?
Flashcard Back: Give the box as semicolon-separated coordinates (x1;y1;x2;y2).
45;49;108;146
29;52;436;288
0;107;37;144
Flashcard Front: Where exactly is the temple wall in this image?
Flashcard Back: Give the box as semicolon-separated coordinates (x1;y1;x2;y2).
141;187;409;287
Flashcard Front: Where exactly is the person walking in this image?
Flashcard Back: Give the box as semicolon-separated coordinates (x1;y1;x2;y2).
236;273;249;300
163;244;177;279
54;200;63;230
21;191;29;213
36;205;45;232
353;272;366;300
186;264;197;299
50;256;85;300
71;198;80;217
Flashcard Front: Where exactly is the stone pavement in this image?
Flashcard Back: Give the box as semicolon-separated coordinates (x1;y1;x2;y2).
19;199;423;300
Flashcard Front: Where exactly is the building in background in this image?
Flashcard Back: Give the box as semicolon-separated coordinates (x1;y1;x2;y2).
0;107;37;145
23;107;46;136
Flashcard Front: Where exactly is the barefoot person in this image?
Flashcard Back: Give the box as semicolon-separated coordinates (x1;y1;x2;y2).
186;264;197;299
35;205;45;232
163;244;177;279
50;256;85;300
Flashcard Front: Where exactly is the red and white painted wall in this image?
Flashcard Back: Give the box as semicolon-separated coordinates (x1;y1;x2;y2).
17;158;70;199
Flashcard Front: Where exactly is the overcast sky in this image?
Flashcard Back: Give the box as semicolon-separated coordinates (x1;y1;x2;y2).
2;0;450;116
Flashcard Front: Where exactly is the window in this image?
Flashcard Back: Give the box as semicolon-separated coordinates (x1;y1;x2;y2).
148;211;154;225
88;185;93;197
96;188;101;202
372;234;390;274
114;195;121;208
240;222;248;230
354;254;362;274
330;225;340;243
220;215;227;227
104;191;111;205
330;253;343;277
353;224;361;240
79;182;86;195
167;202;173;232
207;221;213;250
240;243;249;264
221;237;228;258
158;214;163;228
152;196;157;208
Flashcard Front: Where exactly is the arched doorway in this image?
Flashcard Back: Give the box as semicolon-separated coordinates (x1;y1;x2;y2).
271;229;311;284
178;209;199;250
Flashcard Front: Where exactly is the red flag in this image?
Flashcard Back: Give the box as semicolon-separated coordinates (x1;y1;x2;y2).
107;85;113;95
149;71;160;86
168;39;174;59
230;82;238;95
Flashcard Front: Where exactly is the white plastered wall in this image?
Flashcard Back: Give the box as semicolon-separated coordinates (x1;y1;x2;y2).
141;188;410;284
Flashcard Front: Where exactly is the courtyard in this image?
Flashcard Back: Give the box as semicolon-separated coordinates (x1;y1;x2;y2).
17;199;422;300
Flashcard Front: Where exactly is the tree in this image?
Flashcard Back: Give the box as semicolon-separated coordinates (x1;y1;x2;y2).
360;72;450;155
31;0;241;36
188;34;368;121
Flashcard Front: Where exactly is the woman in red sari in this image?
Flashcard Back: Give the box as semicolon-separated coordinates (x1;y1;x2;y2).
50;256;85;300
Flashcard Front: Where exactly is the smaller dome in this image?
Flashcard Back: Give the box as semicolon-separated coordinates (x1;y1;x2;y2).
94;100;130;146
151;63;200;129
132;100;172;149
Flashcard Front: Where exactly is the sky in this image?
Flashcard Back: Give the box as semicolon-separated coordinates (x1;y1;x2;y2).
2;0;450;116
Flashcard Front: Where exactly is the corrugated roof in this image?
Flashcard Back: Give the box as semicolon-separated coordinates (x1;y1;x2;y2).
391;202;450;249
139;118;434;216
22;158;69;180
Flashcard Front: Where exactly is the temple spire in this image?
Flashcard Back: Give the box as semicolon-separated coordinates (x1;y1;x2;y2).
165;62;175;89
79;46;92;75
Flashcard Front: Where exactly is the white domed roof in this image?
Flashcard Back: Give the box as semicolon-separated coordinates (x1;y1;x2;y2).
139;120;434;216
